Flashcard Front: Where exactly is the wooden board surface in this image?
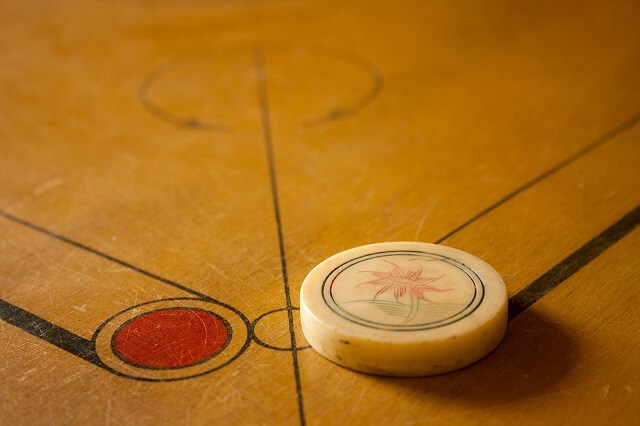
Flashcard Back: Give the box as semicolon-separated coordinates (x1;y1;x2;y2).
1;0;639;424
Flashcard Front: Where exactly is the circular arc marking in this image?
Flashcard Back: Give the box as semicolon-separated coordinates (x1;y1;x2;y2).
139;44;382;131
321;250;486;331
139;56;230;131
251;307;311;351
93;297;251;382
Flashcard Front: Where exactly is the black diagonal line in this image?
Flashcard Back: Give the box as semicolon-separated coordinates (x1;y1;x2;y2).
0;298;104;366
0;210;211;301
253;47;306;426
509;205;640;319
435;113;640;244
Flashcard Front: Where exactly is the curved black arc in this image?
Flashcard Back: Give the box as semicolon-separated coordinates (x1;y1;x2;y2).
297;44;382;126
139;56;230;131
139;44;382;132
251;307;311;352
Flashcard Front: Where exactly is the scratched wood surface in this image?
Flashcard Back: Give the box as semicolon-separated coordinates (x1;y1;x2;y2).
1;0;639;424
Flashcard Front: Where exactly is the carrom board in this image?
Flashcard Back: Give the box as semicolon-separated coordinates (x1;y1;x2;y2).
1;0;639;424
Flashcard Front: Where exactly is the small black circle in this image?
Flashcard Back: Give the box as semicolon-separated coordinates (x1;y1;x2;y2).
251;307;311;351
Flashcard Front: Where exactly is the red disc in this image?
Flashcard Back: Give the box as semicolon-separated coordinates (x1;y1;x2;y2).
113;308;230;369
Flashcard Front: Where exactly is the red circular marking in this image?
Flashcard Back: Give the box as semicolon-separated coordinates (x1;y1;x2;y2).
113;308;229;369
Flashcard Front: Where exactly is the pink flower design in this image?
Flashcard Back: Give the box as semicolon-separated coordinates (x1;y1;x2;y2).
359;260;450;322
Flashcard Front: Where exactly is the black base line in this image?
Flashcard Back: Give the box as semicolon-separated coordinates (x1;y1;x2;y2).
0;296;254;382
1;206;637;382
435;112;640;244
0;298;105;367
0;209;211;301
0;210;256;381
253;47;306;426
509;204;640;320
92;297;252;382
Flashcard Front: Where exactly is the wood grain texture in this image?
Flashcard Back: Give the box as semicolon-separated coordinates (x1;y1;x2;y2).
1;0;639;424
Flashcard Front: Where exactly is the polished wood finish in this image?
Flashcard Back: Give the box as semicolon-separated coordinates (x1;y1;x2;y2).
1;0;639;424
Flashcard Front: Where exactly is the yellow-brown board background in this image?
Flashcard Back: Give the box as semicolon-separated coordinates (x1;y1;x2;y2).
1;0;639;424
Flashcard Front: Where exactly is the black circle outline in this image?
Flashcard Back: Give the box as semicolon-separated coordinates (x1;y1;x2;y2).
326;251;481;329
329;253;477;327
139;44;382;131
110;307;232;370
321;250;486;331
92;297;251;382
250;307;311;352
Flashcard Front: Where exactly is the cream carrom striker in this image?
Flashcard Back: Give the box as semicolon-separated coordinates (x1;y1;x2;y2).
300;242;508;376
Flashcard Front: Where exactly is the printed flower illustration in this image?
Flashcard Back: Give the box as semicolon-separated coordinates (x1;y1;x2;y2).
359;260;450;322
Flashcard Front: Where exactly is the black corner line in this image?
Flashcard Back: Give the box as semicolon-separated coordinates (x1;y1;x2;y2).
509;204;640;320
